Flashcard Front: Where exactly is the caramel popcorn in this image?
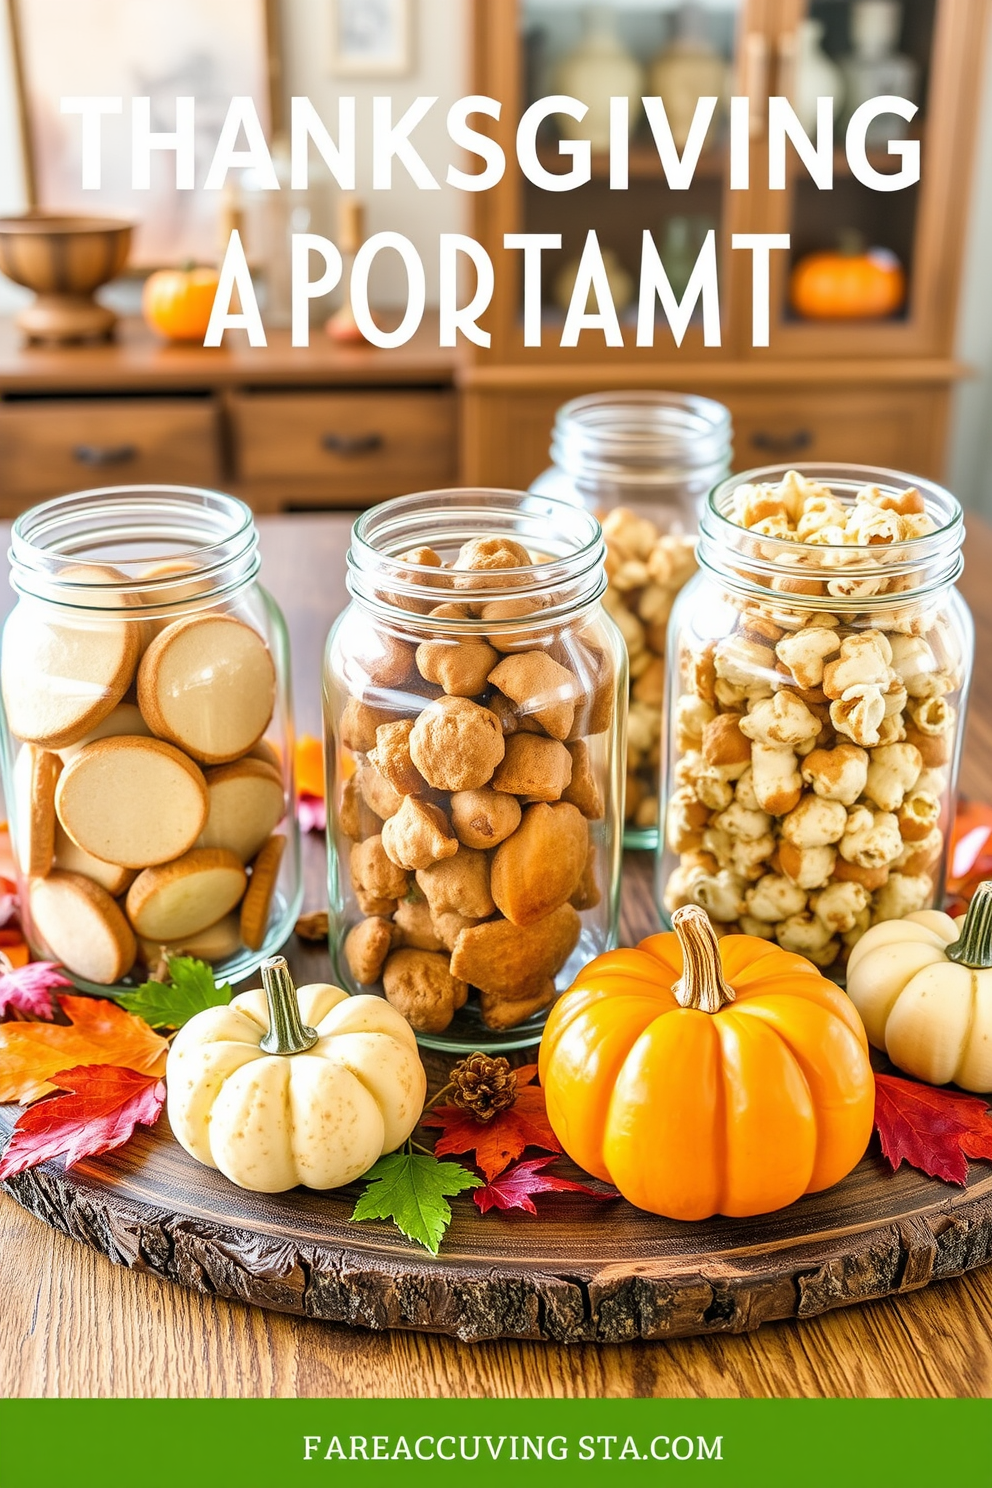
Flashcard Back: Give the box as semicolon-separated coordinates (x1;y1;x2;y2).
598;509;697;831
662;470;959;972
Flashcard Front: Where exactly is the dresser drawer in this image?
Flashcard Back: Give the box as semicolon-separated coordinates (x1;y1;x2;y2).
0;398;220;511
726;388;946;479
229;389;458;506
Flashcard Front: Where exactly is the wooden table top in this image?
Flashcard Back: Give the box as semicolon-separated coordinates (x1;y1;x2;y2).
2;510;991;1399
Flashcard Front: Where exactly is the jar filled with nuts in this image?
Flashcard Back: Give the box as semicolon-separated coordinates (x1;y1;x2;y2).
658;465;972;977
0;485;302;991
324;489;627;1051
530;392;731;847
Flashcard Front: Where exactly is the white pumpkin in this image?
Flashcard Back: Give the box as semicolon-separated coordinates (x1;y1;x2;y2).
846;885;992;1093
166;956;427;1191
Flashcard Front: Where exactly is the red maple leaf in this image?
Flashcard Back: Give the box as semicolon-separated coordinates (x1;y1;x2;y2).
0;1064;165;1182
0;962;72;1021
473;1154;619;1215
874;1073;992;1186
422;1063;561;1180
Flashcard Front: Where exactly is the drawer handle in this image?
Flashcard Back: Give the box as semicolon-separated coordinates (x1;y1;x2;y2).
72;442;138;467
750;429;813;455
321;431;384;456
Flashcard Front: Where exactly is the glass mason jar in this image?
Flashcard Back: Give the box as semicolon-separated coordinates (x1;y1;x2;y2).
0;485;302;992
323;488;627;1053
657;464;973;979
530;390;732;848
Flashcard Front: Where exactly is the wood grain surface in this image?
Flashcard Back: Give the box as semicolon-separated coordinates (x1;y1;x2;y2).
2;513;992;1398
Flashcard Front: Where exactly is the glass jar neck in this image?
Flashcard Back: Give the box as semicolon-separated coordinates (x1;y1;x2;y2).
549;391;732;492
347;488;606;632
9;485;260;615
698;464;964;613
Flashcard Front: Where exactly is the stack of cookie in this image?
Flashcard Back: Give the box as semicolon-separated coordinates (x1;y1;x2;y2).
3;596;287;985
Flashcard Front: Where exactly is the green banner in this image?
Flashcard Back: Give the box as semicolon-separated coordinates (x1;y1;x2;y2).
1;1398;990;1488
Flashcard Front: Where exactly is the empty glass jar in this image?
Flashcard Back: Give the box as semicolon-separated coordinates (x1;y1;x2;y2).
530;390;732;847
0;485;301;991
658;464;972;978
323;488;627;1052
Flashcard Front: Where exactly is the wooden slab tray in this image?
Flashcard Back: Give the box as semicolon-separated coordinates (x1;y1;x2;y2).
2;1099;991;1344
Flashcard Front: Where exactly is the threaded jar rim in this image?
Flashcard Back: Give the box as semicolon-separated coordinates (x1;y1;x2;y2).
549;390;732;488
9;485;260;613
347;487;607;629
697;463;965;608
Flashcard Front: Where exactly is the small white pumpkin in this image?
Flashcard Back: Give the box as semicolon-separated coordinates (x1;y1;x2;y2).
166;956;427;1191
846;883;992;1092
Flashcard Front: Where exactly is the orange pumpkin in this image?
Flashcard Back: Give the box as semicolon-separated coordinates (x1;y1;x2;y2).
142;266;220;342
789;246;905;320
538;906;874;1219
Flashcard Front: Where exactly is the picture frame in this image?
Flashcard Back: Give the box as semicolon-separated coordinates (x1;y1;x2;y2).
6;0;281;268
328;0;413;79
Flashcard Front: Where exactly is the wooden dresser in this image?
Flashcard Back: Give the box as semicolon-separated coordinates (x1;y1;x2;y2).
0;315;459;515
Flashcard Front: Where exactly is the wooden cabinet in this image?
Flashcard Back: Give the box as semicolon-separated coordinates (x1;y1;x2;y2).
0;397;220;499
463;0;988;487
0;318;459;516
228;389;457;507
463;369;954;491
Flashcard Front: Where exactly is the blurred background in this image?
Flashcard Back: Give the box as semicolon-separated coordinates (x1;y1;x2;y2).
0;0;989;515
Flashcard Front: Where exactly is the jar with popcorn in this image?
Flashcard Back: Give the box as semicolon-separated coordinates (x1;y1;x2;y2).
658;465;972;977
530;391;731;847
324;489;627;1051
0;485;302;990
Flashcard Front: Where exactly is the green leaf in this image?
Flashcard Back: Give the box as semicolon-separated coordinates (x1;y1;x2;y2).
114;957;233;1030
351;1151;482;1255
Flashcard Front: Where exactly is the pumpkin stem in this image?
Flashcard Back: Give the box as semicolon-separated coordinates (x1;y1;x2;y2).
671;905;736;1014
259;956;319;1055
947;881;992;970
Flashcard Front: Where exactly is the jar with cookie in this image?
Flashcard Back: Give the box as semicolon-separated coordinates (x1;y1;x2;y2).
657;465;972;977
0;485;302;989
324;489;627;1051
530;392;731;847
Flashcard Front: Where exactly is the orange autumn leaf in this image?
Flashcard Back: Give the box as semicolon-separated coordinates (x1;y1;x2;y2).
295;735;325;799
422;1064;561;1181
0;994;168;1104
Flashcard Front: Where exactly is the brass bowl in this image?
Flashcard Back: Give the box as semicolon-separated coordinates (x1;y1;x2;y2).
0;214;133;344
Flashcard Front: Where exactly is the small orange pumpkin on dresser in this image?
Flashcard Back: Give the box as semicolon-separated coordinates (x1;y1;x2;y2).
538;906;875;1220
142;264;220;342
789;242;906;321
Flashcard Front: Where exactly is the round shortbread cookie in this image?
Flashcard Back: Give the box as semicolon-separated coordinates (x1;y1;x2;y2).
13;744;61;877
240;833;286;951
136;912;243;968
2;600;141;750
139;558;213;636
197;757;285;863
29;870;136;984
137;614;276;765
55;735;209;868
248;738;281;772
126;848;247;941
58;702;152;761
53;821;136;898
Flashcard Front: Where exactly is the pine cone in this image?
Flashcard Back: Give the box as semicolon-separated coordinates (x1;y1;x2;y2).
450;1053;518;1122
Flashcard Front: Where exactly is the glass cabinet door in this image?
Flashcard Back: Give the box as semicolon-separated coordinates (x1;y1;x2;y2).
755;0;975;358
495;0;760;362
